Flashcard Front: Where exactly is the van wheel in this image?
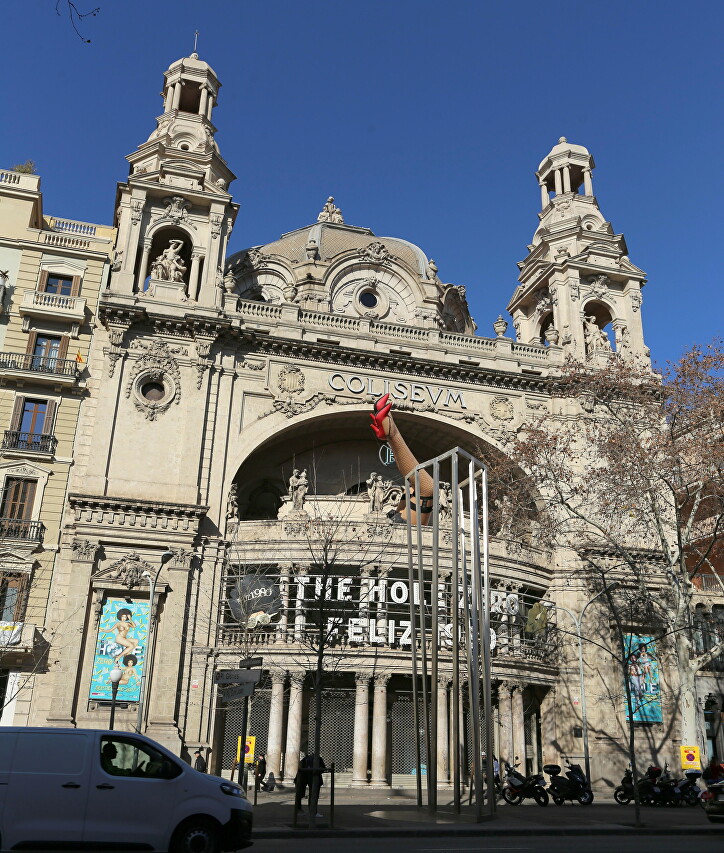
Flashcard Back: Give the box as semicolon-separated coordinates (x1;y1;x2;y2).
170;818;220;853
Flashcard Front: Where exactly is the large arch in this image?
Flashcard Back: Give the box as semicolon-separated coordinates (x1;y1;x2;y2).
222;405;510;521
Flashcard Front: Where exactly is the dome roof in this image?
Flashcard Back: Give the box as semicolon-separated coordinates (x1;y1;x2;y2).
228;221;432;278
538;136;591;172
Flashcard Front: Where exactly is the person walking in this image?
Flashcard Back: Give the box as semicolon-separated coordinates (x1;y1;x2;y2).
254;754;267;792
193;749;207;773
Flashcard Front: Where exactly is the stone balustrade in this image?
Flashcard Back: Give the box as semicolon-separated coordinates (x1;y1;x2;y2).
233;298;559;371
48;217;97;237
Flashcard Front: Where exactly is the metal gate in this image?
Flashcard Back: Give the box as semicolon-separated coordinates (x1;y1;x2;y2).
249;688;271;755
307;689;355;772
391;695;428;774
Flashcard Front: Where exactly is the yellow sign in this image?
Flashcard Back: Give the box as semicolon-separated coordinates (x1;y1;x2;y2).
680;745;701;770
237;735;256;764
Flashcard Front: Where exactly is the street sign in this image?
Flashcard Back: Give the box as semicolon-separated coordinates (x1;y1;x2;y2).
214;668;262;685
222;683;255;703
239;657;263;669
680;745;701;770
236;735;256;763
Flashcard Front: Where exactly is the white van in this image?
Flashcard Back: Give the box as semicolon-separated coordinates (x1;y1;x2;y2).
0;727;252;852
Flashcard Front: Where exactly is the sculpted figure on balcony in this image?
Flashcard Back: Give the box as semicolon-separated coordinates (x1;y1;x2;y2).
150;239;187;282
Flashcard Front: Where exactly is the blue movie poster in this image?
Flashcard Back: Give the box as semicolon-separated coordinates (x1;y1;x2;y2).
624;634;662;723
89;598;150;702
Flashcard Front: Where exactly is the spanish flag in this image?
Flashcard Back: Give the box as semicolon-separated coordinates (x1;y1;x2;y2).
75;350;84;365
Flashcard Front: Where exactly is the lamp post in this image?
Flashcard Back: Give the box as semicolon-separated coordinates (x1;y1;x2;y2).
135;548;175;733
555;581;620;783
108;666;123;730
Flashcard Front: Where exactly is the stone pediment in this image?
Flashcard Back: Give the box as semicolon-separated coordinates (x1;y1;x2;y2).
92;552;154;589
0;550;37;576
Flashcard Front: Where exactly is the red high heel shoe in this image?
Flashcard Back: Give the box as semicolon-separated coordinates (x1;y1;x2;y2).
370;393;392;440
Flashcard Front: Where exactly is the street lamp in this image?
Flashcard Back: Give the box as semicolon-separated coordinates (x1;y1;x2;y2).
108;666;123;730
135;547;175;733
555;581;621;784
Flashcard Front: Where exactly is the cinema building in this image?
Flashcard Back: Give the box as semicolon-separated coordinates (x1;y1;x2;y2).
17;52;722;786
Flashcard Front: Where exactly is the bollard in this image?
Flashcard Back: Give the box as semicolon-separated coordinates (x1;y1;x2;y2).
330;763;335;829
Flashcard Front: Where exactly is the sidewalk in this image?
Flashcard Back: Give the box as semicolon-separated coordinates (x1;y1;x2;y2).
251;785;722;838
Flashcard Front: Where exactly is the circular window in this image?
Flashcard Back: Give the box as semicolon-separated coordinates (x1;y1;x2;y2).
359;291;378;309
180;143;190;151
141;382;166;402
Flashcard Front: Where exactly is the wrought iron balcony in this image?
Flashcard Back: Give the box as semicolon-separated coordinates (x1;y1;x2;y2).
1;430;58;455
0;352;79;378
0;518;45;543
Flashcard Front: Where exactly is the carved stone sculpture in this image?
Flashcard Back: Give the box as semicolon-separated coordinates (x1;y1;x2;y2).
93;552;153;589
226;483;239;521
289;469;309;512
439;482;452;522
427;259;440;282
150;239;187;282
583;315;612;355
317;196;344;224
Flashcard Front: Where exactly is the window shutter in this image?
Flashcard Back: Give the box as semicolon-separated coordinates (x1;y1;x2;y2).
25;331;38;356
58;336;69;360
41;400;57;435
9;396;25;431
70;275;82;297
37;271;49;293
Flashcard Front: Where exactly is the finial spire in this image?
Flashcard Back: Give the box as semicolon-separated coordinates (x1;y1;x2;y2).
193;29;199;55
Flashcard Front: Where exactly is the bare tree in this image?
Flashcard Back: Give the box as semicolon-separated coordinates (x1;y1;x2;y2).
488;341;724;771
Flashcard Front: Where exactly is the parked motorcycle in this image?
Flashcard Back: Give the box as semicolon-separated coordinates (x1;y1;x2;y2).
614;765;635;804
678;770;704;806
544;761;594;805
502;759;549;806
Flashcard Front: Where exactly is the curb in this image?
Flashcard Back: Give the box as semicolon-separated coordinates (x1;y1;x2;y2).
254;825;723;839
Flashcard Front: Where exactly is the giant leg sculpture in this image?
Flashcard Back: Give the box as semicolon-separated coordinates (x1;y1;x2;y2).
370;394;434;525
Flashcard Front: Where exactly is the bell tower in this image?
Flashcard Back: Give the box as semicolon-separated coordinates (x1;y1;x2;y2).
508;138;649;364
110;52;238;307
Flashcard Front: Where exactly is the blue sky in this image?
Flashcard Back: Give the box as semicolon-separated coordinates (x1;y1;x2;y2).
3;1;722;365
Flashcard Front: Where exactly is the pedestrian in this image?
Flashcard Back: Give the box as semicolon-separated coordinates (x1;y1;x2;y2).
254;754;267;792
306;753;327;818
703;755;724;785
293;755;310;811
193;749;207;773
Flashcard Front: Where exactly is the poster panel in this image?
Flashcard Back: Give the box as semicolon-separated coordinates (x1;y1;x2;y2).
89;597;150;703
624;633;662;723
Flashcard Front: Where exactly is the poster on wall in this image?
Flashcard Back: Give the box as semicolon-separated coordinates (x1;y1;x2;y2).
624;634;662;723
89;597;150;703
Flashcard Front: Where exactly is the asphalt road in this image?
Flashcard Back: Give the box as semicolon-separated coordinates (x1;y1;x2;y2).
248;836;723;853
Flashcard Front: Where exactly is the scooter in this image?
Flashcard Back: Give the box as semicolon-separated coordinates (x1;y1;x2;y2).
502;759;549;806
678;770;704;806
638;765;670;806
614;765;635;804
544;761;594;805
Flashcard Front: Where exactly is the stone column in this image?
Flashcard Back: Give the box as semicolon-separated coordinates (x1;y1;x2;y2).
529;708;540;773
512;683;526;767
266;672;286;779
583;167;593;196
139;239;152;286
188;253;201;301
371;673;390;785
539;181;549;209
284;671;305;782
199;85;209;117
352;673;371;786
206;94;214;121
172;80;182;110
277;566;291;642
540;687;558;767
293;569;308;642
165;83;176;111
562;165;571;193
437;677;451;784
554;169;562;196
497;681;514;765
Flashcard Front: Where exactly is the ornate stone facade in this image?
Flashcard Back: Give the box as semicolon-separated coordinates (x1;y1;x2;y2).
9;55;721;793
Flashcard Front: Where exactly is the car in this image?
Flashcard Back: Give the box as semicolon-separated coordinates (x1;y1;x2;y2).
702;778;724;823
0;727;252;851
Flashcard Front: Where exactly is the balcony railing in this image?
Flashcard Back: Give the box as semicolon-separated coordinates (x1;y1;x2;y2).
692;574;724;593
0;518;45;543
1;431;57;455
0;352;78;377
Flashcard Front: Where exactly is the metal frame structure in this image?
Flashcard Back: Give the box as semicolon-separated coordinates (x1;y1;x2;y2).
405;447;495;821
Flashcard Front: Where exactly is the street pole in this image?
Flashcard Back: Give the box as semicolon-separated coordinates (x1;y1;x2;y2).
109;666;123;730
135;548;175;733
